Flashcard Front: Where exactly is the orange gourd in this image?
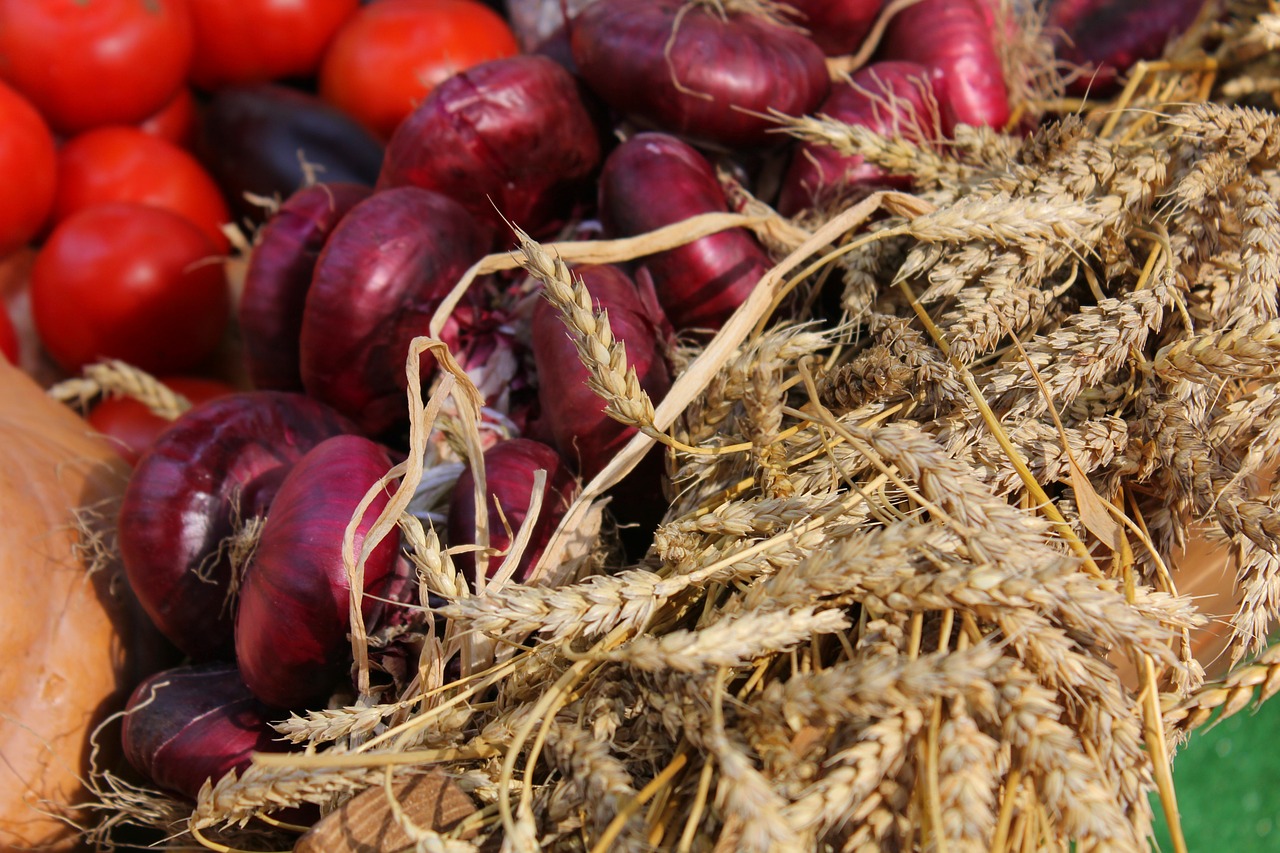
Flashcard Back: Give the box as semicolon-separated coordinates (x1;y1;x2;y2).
0;357;162;850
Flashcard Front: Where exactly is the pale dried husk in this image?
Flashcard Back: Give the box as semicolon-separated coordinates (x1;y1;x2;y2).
84;2;1280;851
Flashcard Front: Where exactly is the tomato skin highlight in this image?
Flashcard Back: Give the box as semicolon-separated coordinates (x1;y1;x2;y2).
319;0;520;139
0;81;56;254
30;203;230;375
137;87;198;148
0;0;195;135
188;0;360;90
53;126;232;252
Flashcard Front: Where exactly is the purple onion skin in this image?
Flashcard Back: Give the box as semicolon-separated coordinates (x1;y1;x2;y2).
570;0;829;148
531;264;671;481
878;0;1009;135
378;55;602;238
1048;0;1204;94
782;0;884;56
778;62;937;216
447;439;578;587
197;85;384;224
119;393;354;661
122;663;292;801
599;133;772;331
240;183;372;392
299;187;489;438
236;435;401;709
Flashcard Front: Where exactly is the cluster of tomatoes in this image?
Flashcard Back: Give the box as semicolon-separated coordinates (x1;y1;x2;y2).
0;0;519;456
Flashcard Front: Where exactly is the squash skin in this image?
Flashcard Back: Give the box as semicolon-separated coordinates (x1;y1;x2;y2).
0;357;164;850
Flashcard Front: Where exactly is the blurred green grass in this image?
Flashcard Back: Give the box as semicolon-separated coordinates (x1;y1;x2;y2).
1153;693;1280;852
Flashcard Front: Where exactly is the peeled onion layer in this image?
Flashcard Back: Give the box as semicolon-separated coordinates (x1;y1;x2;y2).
570;0;829;148
781;0;884;56
447;438;578;587
122;662;289;801
1048;0;1205;94
236;435;401;710
379;54;602;238
599;132;772;330
196;84;385;224
531;264;671;481
118;392;354;661
299;187;490;438
240;182;371;392
778;61;938;216
877;0;1009;135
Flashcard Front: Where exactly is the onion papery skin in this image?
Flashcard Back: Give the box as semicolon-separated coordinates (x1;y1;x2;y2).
599;132;772;330
236;435;400;710
299;187;489;438
878;0;1009;135
1047;0;1205;94
570;0;829;148
196;84;384;224
119;393;354;660
240;182;371;392
778;61;938;216
447;439;578;587
531;264;671;481
379;54;602;237
781;0;884;56
121;663;289;801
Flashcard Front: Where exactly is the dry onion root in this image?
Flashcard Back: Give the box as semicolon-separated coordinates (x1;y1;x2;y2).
78;2;1280;852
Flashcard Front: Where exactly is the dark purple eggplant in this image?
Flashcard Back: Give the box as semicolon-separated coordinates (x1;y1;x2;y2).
378;54;601;237
240;182;372;391
118;392;354;660
122;663;292;801
196;84;384;223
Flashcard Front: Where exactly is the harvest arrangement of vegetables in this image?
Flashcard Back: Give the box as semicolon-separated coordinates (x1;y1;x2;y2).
3;0;1280;850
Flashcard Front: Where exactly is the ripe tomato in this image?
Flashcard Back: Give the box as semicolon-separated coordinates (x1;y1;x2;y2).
53;127;231;251
87;376;234;464
0;0;194;134
30;203;230;374
0;301;17;364
0;81;56;254
138;87;198;148
319;0;519;139
188;0;359;90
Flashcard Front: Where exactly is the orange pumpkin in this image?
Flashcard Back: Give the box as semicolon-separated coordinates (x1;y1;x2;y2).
0;357;164;850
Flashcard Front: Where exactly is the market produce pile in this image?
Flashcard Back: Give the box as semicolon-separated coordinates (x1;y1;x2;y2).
5;0;1280;851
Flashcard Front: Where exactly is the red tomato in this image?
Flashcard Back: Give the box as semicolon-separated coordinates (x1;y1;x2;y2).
0;81;56;254
138;87;198;148
0;0;194;134
52;127;231;252
319;0;519;139
87;376;234;464
188;0;360;90
0;301;17;364
30;203;230;374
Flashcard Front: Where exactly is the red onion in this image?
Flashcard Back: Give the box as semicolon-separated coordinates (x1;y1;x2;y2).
599;132;772;330
781;0;884;56
121;662;291;801
236;435;401;709
570;0;829;148
1048;0;1205;93
878;0;1009;135
378;55;602;237
447;438;578;587
299;186;489;438
240;182;371;392
778;61;938;216
531;264;671;481
118;392;353;660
